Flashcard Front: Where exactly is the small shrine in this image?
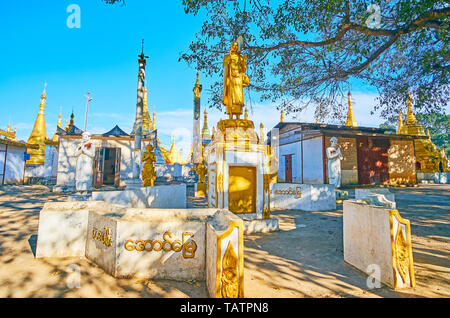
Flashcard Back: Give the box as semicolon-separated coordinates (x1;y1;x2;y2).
203;40;278;231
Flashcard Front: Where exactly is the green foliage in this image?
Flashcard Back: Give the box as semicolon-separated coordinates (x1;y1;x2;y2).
102;1;449;124
177;0;449;122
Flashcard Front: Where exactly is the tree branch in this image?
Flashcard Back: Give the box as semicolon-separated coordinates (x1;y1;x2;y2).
247;7;450;52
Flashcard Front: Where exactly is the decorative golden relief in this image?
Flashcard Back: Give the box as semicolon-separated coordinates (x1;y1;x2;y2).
221;241;239;298
217;172;224;193
124;231;197;259
92;227;113;247
394;224;410;283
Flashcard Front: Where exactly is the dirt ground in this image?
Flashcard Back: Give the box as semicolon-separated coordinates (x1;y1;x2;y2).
0;184;448;298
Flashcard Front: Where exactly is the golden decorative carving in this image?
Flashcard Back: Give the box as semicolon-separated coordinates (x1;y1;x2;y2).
217;172;224;193
389;210;415;288
221;241;239;298
394;224;410;283
142;143;156;187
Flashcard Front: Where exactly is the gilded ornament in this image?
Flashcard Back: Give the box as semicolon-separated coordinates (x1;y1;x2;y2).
394;224;410;283
221;241;239;298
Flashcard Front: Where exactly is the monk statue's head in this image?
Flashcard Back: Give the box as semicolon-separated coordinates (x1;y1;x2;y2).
230;41;239;53
330;137;338;147
82;132;91;143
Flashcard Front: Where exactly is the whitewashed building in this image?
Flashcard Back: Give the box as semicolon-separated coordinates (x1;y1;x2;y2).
0;139;38;185
269;122;421;186
54;125;157;192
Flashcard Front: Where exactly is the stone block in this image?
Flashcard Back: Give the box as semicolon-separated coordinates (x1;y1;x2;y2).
85;208;215;280
90;184;186;209
36;202;246;298
355;188;396;209
343;200;415;289
35;201;124;258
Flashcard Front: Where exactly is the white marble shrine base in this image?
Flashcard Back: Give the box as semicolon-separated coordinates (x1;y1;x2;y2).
35;202;245;298
343;200;415;289
90;184;187;209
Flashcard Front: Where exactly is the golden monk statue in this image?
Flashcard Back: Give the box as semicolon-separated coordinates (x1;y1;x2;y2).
222;40;250;119
195;161;207;184
142;143;156;187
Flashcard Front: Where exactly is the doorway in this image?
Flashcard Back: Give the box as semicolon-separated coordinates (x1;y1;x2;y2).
284;154;293;183
93;147;121;188
228;166;256;213
357;137;389;185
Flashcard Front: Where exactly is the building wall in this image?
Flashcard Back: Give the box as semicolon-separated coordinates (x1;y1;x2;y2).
44;145;59;178
324;136;358;185
277;133;323;184
302;137;324;184
56;137;151;187
278;141;301;183
0;144;26;184
388;139;416;183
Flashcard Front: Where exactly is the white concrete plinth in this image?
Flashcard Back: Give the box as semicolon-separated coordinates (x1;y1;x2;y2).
35;202;245;298
343;200;415;289
355;188;396;209
86;209;214;280
91;184;187;209
35;201;125;258
270;183;336;211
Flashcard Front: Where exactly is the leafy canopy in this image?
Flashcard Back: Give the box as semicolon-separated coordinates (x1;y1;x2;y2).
105;0;449;123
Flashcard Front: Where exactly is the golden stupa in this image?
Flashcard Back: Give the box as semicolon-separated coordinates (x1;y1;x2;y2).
64;112;75;132
398;93;448;172
51;111;62;143
26;85;48;165
166;135;182;164
345;91;357;127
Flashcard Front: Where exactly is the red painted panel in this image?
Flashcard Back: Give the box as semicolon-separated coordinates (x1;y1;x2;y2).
284;154;293;183
357;137;390;185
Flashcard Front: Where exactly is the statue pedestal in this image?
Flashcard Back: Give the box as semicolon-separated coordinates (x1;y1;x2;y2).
204;119;278;233
123;178;143;190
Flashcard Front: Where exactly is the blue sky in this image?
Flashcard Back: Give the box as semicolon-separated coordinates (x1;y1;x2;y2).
1;1;441;161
